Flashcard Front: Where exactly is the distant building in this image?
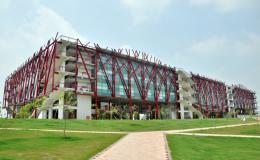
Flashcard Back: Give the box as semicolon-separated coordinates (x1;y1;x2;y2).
2;35;257;119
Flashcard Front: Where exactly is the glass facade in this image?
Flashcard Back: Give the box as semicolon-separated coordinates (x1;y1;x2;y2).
97;54;176;104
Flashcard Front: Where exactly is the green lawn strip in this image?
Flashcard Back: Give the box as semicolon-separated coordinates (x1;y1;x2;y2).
0;118;255;132
0;130;124;160
191;123;260;136
167;135;260;160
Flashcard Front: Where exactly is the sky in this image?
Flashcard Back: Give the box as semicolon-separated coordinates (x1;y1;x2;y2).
0;0;260;109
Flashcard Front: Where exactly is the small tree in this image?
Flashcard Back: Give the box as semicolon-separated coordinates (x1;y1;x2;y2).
63;91;77;137
106;106;118;119
133;111;139;120
16;96;46;119
160;106;171;119
64;91;77;106
16;103;32;119
32;97;46;118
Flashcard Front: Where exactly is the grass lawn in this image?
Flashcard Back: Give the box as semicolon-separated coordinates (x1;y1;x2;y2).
167;135;260;160
0;130;124;160
0;118;255;132
193;123;260;135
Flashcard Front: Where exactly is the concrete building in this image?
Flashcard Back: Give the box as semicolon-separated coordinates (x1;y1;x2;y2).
2;35;257;119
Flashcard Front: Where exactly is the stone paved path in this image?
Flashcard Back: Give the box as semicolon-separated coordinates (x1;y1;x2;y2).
0;128;127;134
165;122;258;134
172;132;260;138
91;132;171;160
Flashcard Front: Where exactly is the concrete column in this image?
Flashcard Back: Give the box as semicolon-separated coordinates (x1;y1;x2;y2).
189;111;193;119
171;106;177;119
48;108;52;119
171;111;176;119
77;95;92;120
38;110;47;119
58;107;64;119
58;96;64;119
42;110;47;119
180;105;185;119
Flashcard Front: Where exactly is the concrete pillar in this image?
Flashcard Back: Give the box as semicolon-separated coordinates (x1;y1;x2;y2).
77;95;92;120
171;107;177;119
189;111;193;119
58;92;64;119
38;110;47;119
171;111;176;119
48;108;52;119
180;105;185;119
58;107;64;119
42;110;47;119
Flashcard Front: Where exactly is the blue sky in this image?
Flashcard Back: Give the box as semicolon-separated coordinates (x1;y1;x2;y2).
0;0;260;108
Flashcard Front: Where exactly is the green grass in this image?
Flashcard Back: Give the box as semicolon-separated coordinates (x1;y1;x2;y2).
0;118;255;132
193;123;260;135
167;135;260;160
0;130;124;160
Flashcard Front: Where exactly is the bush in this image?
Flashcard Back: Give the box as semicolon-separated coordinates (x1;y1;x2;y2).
16;103;32;119
15;96;46;119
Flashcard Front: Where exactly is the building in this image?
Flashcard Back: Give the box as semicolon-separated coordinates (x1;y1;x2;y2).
2;35;257;119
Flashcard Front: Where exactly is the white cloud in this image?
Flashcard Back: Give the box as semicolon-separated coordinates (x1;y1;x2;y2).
121;0;172;24
189;34;260;56
0;2;84;101
189;36;229;56
189;0;260;12
0;0;11;12
169;33;260;108
18;5;86;46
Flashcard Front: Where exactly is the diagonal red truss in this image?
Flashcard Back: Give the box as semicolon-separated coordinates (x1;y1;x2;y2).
3;35;178;119
191;73;227;117
233;86;256;114
3;36;58;116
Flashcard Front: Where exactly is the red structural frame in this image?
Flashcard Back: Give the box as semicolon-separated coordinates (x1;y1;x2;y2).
3;35;178;119
93;45;177;119
3;35;59;117
191;73;227;117
232;86;256;114
3;35;256;119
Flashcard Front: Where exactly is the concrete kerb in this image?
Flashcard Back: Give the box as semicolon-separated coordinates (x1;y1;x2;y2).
163;133;172;160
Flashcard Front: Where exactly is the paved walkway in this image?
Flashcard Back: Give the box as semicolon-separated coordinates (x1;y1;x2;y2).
91;132;171;160
90;122;258;160
0;127;127;134
165;122;258;134
172;132;260;138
